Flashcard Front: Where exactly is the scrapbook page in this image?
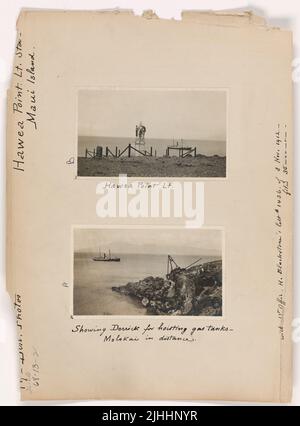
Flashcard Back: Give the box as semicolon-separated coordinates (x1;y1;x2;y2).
6;10;293;401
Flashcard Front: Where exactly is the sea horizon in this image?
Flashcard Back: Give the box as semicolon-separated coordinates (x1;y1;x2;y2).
78;135;226;157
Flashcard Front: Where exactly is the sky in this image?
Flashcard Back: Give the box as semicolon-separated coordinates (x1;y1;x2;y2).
78;89;227;142
74;228;222;256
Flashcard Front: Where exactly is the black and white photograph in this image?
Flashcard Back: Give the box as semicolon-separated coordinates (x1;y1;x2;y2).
77;89;227;177
73;227;223;316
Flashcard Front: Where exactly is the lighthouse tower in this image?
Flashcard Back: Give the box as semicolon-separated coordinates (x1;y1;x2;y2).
135;122;146;149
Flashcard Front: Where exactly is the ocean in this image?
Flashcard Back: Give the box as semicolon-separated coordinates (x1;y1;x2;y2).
78;136;226;158
73;252;220;316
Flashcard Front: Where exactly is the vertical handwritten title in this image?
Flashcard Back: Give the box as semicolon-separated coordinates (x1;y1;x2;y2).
12;33;37;172
274;123;291;341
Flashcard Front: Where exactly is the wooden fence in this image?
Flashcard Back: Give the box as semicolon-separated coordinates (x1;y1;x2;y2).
85;144;197;159
85;144;157;159
166;146;197;158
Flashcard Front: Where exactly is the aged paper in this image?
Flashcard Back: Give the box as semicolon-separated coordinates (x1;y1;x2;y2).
6;10;293;401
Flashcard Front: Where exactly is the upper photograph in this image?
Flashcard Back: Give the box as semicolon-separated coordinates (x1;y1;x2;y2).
77;89;227;178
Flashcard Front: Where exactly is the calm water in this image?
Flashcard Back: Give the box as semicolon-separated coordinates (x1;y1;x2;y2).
73;252;219;316
78;136;226;158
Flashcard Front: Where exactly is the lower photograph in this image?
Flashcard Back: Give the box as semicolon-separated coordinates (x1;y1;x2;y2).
73;227;223;317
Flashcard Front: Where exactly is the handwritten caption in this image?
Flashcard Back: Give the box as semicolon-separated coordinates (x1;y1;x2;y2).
274;124;291;341
11;32;37;172
14;294;40;393
72;322;234;343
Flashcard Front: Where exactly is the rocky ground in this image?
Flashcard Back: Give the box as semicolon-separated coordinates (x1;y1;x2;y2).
78;155;226;177
112;260;222;316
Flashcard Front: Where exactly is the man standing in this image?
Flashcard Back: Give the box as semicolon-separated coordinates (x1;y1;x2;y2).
136;122;146;142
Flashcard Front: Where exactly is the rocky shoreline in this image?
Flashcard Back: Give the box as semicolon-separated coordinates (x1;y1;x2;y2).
112;259;222;316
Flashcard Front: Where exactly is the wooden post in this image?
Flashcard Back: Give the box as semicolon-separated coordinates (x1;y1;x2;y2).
96;146;102;158
85;148;88;158
128;143;131;158
150;146;153;156
155;150;157;157
194;147;196;157
106;147;108;157
115;146;118;157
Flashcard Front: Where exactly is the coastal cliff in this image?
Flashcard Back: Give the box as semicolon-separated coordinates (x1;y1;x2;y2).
112;260;222;316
